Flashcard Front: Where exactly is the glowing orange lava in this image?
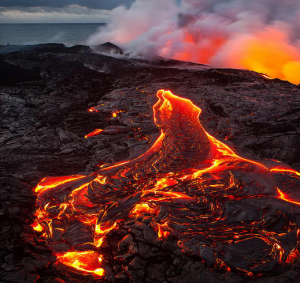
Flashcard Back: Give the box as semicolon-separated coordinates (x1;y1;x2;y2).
277;188;300;206
88;107;98;113
261;74;274;80
32;90;300;277
112;111;119;118
85;129;103;138
58;251;104;277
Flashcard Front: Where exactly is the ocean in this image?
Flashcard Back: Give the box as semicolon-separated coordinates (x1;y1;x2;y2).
0;23;105;46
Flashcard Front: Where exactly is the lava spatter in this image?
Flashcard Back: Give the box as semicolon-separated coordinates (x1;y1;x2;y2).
31;90;300;278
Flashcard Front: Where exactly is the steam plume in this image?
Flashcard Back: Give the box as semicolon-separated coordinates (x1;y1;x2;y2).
87;0;300;84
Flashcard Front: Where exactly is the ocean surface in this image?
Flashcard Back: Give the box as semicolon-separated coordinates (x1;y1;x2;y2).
0;23;105;46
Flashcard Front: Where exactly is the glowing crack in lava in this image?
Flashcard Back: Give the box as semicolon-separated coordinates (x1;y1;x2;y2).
32;90;300;278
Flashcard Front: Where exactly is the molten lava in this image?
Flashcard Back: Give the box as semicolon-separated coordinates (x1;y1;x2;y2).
85;129;103;139
58;251;104;277
32;90;300;278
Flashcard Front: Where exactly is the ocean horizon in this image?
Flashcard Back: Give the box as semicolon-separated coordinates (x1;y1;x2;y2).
0;23;106;46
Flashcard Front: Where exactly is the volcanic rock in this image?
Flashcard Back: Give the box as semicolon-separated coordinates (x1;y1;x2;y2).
0;61;41;85
92;42;124;55
1;43;300;283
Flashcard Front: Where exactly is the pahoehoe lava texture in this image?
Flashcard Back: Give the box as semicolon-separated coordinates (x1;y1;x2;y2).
1;43;300;283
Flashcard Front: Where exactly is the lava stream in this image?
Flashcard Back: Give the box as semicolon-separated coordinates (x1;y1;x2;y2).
32;89;300;278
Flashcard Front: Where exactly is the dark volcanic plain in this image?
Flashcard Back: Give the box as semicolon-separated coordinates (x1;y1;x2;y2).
1;43;300;283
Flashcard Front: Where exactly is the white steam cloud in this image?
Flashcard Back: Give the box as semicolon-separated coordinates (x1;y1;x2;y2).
87;0;300;84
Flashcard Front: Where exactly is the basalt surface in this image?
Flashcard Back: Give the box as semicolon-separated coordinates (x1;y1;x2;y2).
1;43;300;283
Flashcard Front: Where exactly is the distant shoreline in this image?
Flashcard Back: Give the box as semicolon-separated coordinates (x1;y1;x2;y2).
0;23;105;45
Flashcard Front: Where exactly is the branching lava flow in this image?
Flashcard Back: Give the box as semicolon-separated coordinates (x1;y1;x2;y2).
32;90;300;279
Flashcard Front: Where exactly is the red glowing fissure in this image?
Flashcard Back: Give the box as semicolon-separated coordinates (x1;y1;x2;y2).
32;90;300;277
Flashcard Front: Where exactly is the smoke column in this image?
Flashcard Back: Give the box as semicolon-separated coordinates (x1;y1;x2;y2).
87;0;300;84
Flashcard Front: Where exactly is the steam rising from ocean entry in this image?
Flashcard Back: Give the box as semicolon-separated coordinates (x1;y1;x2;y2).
86;0;300;84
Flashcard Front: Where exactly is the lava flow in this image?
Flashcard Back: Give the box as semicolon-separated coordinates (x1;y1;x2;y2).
85;129;103;139
32;90;300;279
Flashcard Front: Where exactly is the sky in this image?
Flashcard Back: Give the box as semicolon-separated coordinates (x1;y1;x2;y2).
0;0;135;23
